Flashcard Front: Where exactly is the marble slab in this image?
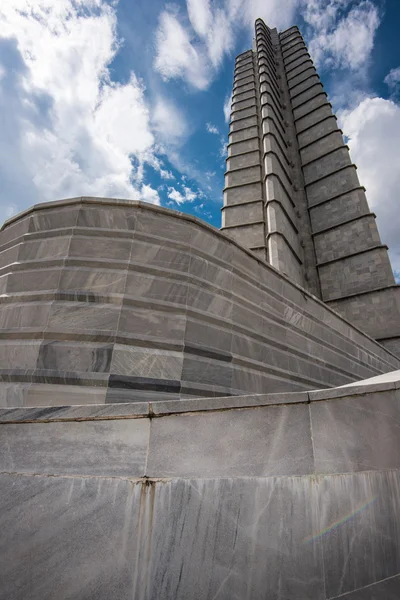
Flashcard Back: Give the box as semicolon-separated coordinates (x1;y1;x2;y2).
145;476;325;600
0;473;141;600
316;470;400;598
311;390;400;474
0;418;149;477
147;403;314;478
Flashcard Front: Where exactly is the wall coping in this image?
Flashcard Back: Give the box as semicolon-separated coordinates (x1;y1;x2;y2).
0;373;399;423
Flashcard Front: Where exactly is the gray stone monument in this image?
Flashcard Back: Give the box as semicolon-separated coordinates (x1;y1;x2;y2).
1;19;400;600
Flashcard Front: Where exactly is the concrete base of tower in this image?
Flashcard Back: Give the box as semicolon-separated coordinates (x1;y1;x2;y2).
1;374;400;599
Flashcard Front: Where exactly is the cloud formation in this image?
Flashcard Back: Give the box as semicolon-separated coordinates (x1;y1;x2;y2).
303;0;380;72
0;0;165;221
339;97;400;275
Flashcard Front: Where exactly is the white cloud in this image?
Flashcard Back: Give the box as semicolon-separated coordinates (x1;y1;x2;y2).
206;122;219;135
140;184;161;205
167;184;198;205
303;0;380;72
339;97;400;274
223;93;232;123
154;9;210;90
385;67;400;97
154;0;298;91
0;0;164;218
152;98;189;144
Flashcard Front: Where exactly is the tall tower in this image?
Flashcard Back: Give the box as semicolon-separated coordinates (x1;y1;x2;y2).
222;19;400;357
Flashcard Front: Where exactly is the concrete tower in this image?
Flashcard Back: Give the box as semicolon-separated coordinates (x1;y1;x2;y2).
222;19;400;356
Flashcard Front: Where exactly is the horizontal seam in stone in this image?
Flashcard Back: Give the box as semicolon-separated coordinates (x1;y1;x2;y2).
260;96;285;126
280;34;303;49
261;120;288;149
317;244;389;267
229;115;258;129
288;68;318;90
256;45;276;65
325;284;399;302
224;164;261;176
299;128;342;151
235;50;253;61
302;145;350;169
232;92;257;105
220;198;263;210
223;179;262;191
263;168;293;198
265;199;299;232
283;50;310;69
304;163;356;188
289;72;320;94
296;113;338;138
256;54;277;76
226;148;260;161
234;65;254;77
376;334;400;341
258;71;281;98
266;231;302;264
234;71;255;85
231;105;257;118
290;76;322;101
292;89;326;112
221;219;265;230
307;187;366;210
261;131;289;163
294;99;331;124
233;80;256;93
282;41;307;61
312;213;376;236
280;27;299;40
226;136;259;148
259;81;283;110
228;130;259;142
263;150;293;184
285;58;314;77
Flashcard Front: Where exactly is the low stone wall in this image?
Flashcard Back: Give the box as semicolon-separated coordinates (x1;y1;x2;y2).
1;377;400;599
0;196;398;406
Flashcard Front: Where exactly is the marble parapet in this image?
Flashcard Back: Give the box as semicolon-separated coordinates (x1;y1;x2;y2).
1;376;400;598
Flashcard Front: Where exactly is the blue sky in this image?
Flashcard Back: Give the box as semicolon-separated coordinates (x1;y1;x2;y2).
0;0;400;276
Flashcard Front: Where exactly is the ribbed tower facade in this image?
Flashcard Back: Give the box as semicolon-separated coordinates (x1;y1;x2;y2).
222;19;400;356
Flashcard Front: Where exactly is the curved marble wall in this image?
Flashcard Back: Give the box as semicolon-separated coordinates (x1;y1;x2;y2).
0;197;398;407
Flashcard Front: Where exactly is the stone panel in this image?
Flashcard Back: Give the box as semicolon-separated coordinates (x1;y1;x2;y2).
300;130;345;164
291;82;324;108
293;92;328;120
319;247;394;300
147;403;313;478
303;147;352;185
227;137;259;157
226;150;260;170
222;200;264;227
306;166;360;206
309;188;370;231
314;216;381;263
0;419;149;477
297;115;338;147
223;181;262;204
296;103;333;133
225;165;261;187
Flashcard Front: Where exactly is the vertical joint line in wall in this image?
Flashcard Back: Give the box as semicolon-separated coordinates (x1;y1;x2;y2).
278;36;322;298
254;45;268;260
